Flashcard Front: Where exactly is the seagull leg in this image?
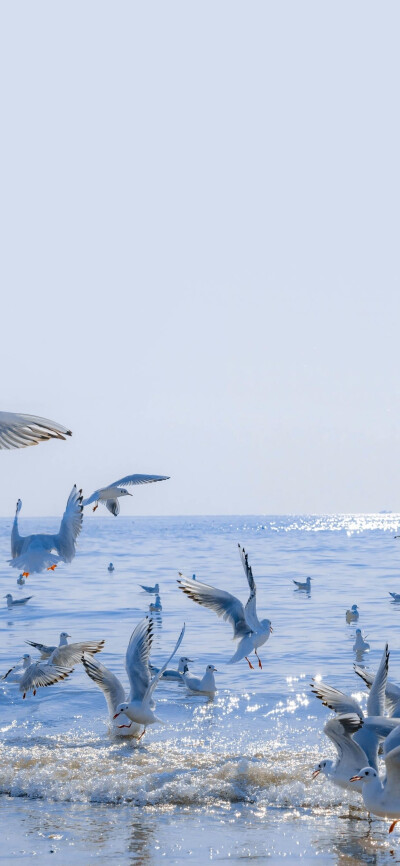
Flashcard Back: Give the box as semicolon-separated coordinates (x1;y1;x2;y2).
47;565;57;572
245;657;254;670
137;728;146;741
33;689;36;696
389;821;398;834
22;693;26;699
93;504;98;512
254;650;262;669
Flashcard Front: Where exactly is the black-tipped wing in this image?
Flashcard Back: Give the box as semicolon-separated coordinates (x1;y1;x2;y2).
178;573;249;639
0;411;72;450
125;617;153;702
82;655;126;716
54;486;83;562
310;678;363;718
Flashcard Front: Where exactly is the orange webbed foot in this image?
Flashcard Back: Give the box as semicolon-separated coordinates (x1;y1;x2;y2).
389;821;398;834
22;572;29;578
47;564;57;572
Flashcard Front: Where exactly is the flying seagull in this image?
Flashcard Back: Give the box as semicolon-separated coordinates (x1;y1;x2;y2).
0;411;71;449
9;486;83;576
82;474;170;516
178;544;273;669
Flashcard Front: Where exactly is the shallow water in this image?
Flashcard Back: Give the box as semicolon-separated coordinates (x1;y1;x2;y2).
1;514;400;864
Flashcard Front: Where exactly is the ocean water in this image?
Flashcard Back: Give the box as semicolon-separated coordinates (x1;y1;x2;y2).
1;513;400;865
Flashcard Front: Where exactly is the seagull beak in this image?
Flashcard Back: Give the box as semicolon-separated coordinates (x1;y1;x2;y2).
311;769;320;779
270;626;274;632
349;775;362;782
113;712;121;719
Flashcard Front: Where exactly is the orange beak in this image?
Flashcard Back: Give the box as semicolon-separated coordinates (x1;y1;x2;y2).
311;769;320;779
113;712;120;719
349;775;362;782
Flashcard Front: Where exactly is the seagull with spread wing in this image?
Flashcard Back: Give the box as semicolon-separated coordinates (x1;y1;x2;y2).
9;486;83;576
82;474;170;516
112;617;185;736
178;544;273;669
0;410;71;449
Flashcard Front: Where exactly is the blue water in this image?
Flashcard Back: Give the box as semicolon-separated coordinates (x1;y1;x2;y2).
1;514;400;864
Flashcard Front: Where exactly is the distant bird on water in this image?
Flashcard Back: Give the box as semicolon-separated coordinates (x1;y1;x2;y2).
149;595;162;613
108;563;114;572
346;604;359;623
4;593;32;609
0;411;71;450
82;474;170;516
9;486;83;576
140;582;159;594
17;574;26;586
389;592;400;602
293;577;312;591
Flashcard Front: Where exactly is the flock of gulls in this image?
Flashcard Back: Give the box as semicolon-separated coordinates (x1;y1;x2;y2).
2;410;400;836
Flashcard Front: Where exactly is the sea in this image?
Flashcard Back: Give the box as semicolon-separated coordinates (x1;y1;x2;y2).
1;513;400;865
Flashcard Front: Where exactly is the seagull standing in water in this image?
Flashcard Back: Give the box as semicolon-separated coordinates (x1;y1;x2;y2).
350;740;400;834
82;474;170;516
183;664;218;697
0;411;71;449
112;617;185;736
9;486;83;576
178;544;272;669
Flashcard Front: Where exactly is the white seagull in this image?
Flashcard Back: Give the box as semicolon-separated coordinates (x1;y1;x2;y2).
312;713;369;793
82;474;170;516
25;632;105;666
293;576;312;591
0;411;71;450
346;604;359;623
4;593;32;608
350;744;400;833
82;654;143;739
183;664;217;697
178;544;272;669
149;595;162;613
9;486;83;576
112;617;185;736
140;583;160;594
353;629;370;653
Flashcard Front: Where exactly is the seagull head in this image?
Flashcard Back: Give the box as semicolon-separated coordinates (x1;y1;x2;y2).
312;760;328;778
118;488;132;498
113;701;129;719
4;594;12;600
206;664;217;673
349;767;378;784
261;618;273;633
22;653;30;660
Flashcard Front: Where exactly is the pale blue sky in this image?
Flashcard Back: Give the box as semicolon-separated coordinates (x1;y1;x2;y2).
1;2;399;516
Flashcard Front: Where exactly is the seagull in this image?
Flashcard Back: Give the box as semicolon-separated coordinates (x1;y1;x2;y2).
353;629;370;653
389;592;400;602
82;474;170;516
25;632;104;666
149;656;194;681
18;659;73;699
178;544;272;669
149;595;162;613
346;604;359;623
9;486;83;575
112;617;185;736
1;653;32;682
82;654;143;739
293;576;312;591
183;664;217;697
140;583;160;594
311;645;394;771
0;411;71;450
107;563;114;572
4;593;32;608
16;574;25;586
350;744;400;833
312;713;369;793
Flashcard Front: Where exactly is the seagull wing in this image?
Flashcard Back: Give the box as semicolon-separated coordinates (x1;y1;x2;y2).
238;544;261;631
0;411;71;450
1;659;23;681
125;617;153;702
82;489;102;506
383;744;400;798
366;644;389;717
144;625;185;702
19;662;73;694
310;679;364;718
53;486;83;561
51;640;105;666
82;655;126;716
178;574;249;639
105;499;120;516
354;661;400;716
25;640;56;659
106;474;170;488
324;714;367;766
